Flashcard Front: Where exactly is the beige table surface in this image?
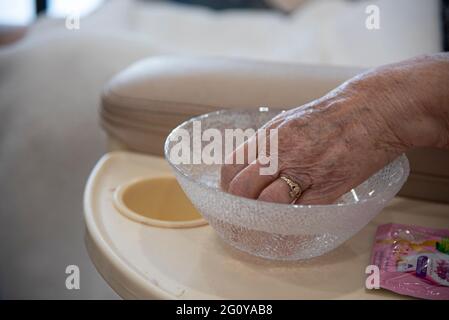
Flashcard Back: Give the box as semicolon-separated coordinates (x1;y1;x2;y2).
84;152;449;299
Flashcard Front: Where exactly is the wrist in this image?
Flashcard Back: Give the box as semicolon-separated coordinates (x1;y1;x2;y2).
347;55;449;150
395;54;449;149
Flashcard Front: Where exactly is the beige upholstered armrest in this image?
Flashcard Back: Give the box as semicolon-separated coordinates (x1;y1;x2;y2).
101;56;362;154
100;56;449;202
102;56;363;111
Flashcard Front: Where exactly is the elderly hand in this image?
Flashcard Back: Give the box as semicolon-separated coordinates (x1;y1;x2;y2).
221;53;449;205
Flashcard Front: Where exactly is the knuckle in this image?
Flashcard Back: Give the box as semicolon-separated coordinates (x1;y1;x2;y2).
228;178;243;196
220;164;237;190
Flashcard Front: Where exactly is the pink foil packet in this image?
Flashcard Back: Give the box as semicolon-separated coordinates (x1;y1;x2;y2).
371;223;449;300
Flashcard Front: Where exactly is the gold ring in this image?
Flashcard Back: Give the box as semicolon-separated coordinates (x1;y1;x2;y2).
280;175;302;202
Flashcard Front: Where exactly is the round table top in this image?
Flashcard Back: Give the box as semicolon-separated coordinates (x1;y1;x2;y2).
84;151;449;299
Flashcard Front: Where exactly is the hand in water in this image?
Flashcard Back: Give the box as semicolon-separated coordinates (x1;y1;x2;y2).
221;53;449;204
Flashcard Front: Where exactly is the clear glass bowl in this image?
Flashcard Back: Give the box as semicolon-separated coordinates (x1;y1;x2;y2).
164;109;410;260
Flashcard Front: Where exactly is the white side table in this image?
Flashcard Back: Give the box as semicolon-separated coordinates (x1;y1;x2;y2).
84;151;449;299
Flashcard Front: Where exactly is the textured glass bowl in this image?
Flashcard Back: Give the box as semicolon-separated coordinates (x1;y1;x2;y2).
164;109;410;260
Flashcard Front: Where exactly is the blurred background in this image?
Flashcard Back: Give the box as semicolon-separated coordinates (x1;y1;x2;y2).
0;0;447;299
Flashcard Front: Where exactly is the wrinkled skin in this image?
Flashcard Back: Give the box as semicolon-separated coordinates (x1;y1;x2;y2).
221;53;449;205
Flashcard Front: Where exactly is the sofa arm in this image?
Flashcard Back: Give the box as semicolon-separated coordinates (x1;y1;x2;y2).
101;55;362;155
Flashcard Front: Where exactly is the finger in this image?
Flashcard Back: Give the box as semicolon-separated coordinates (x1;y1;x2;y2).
228;160;278;199
295;183;350;205
257;178;292;203
258;172;311;204
220;134;257;191
220;116;283;191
